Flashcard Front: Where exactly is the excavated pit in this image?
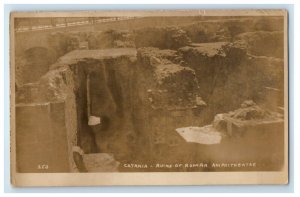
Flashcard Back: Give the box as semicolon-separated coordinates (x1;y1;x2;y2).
15;47;285;172
57;49;138;169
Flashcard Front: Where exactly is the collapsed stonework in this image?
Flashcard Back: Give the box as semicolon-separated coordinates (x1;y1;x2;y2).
129;47;207;168
212;100;283;137
16;48;138;172
235;31;284;58
182;17;284;43
134;26;191;49
177;100;284;171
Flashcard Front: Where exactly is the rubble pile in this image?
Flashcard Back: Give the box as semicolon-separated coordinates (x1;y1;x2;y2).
174;100;284;170
212;100;284;136
137;47;205;110
134;26;191;49
182;17;284;43
235;31;284;58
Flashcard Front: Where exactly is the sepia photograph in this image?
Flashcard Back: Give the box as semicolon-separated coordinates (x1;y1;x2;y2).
10;9;288;186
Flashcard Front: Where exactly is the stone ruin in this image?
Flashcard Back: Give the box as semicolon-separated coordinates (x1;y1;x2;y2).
15;16;285;172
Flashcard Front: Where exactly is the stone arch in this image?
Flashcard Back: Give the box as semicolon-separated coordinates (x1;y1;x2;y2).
15;47;57;87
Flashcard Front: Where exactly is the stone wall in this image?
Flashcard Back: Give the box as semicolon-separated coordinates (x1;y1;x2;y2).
16;102;70;172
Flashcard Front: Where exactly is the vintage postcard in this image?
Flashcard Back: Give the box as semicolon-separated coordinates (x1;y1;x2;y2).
10;9;288;186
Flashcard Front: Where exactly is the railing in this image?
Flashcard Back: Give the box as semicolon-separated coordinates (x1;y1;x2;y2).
15;17;138;33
